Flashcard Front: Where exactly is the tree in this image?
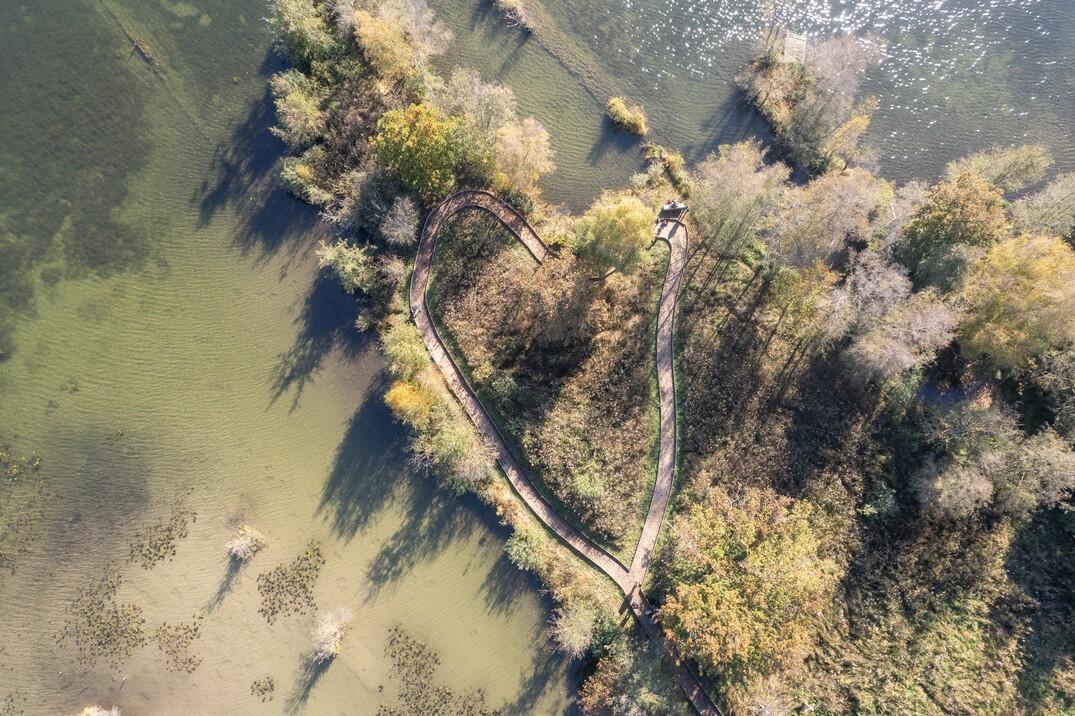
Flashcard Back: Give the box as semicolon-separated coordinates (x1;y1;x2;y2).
958;234;1075;370
427;68;518;137
913;401;1075;519
380;195;421;246
945;144;1053;193
657;486;837;686
1033;348;1075;438
353;10;415;80
688;141;789;255
269;70;325;149
377;0;452;63
267;0;335;67
315;239;374;293
844;289;959;385
372;104;463;200
897;172;1009;283
574;193;653;274
495;117;555;193
762;168;887;267
1012;172;1075;238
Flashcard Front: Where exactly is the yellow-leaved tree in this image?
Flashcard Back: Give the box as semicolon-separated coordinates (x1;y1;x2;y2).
959;233;1075;370
656;486;837;701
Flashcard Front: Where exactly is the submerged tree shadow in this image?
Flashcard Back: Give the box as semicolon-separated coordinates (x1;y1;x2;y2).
317;387;408;540
286;654;333;714
500;623;578;716
191;49;324;267
587;124;643;166
480;552;535;617
269;272;372;411
205;555;245;612
362;482;482;600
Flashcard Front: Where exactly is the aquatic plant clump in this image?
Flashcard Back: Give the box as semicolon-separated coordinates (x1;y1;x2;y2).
256;542;325;624
311;608;353;662
153;615;204;673
0;446;49;574
128;499;197;570
376;626;493;715
226;525;266;562
251;676;276;702
605;97;648;136
58;567;147;668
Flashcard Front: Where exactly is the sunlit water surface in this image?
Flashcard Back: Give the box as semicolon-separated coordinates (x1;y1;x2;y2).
433;0;1073;208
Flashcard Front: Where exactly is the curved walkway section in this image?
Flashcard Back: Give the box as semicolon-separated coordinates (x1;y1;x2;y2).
409;190;719;716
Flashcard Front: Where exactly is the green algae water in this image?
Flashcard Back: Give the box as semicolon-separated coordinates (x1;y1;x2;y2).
0;1;573;713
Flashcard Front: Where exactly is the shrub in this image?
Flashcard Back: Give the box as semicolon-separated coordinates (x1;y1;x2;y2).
605;97;648;136
312;608;353;662
491;0;533;30
380;195;421;247
269;70;324;149
226;525;266;561
316;239;374;293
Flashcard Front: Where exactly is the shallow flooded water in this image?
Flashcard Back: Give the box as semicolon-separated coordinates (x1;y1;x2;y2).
0;1;572;714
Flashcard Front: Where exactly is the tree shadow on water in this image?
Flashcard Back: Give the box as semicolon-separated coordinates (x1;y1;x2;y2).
317;388;409;540
205;555;245;612
286;655;332;715
191;50;323;266
362;481;482;600
480;551;535;618
499;625;578;716
269;273;372;411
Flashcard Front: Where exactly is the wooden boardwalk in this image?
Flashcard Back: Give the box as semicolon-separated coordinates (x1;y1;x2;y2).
409;190;719;716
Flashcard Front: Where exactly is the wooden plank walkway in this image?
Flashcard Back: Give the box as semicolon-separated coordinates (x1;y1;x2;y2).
409;190;719;716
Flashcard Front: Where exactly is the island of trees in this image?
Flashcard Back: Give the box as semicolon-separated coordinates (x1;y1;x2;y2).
265;2;1075;713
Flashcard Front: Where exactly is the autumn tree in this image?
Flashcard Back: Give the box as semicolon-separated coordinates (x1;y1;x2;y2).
316;240;374;293
913;401;1075;519
1012;172;1075;238
267;0;335;67
372;104;464;200
380;195;421;246
896;172;1009;285
427;68;518;137
945;144;1053;193
269;70;325;150
688;141;789;256
761;168;887;267
958;234;1075;370
495;117;555;193
353;0;450;80
656;486;837;690
574;193;653;274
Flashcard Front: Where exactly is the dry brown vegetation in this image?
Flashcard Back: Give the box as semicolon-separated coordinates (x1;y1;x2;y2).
429;210;661;548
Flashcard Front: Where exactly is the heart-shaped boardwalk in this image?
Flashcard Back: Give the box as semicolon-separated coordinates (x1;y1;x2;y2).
409;190;719;716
